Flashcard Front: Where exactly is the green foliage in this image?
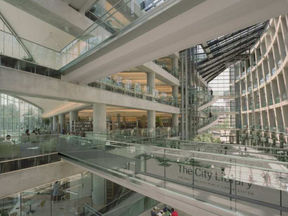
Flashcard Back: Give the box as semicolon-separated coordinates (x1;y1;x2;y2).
43;118;50;126
193;133;221;143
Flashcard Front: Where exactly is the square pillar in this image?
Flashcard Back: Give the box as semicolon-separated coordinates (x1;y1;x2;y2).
147;110;155;129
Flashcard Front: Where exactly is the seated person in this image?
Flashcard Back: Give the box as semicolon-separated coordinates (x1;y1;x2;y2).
31;130;37;135
2;135;14;145
25;129;30;136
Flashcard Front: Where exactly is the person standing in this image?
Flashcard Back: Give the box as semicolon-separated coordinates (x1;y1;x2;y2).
151;207;157;216
52;181;61;202
171;208;179;216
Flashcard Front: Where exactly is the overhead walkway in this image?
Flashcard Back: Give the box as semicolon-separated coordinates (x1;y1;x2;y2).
57;136;288;216
61;0;288;84
0;67;179;115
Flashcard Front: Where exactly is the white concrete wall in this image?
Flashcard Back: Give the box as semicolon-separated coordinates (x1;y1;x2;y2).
0;67;180;115
138;62;180;86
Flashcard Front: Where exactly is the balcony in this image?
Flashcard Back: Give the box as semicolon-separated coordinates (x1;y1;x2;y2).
236;75;240;81
275;95;281;104
260;78;265;85
249;105;253;110
278;60;282;68
242;89;246;94
265;74;270;82
283;93;287;100
271;67;276;76
254;83;258;89
257;56;262;62
255;103;260;109
242;72;246;77
247;67;251;73
262;101;266;107
248;86;252;92
153;60;179;79
268;99;273;106
243;107;247;111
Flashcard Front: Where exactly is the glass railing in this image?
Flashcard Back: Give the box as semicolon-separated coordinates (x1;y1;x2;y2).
247;67;251;73
252;62;256;67
268;98;274;106
278;60;282;68
252;124;288;136
59;138;288;216
87;76;178;107
255;103;260;109
262;101;266;107
85;127;179;141
253;83;258;88
199;115;219;129
275;95;281;104
204;107;237;113
283;93;287;100
87;4;125;33
0;134;60;162
243;106;247;111
0;0;171;70
266;74;270;82
249;105;253;110
236;75;240;80
0;53;61;78
153;59;179;78
257;55;262;62
0;171;93;216
271;67;277;75
260;78;265;85
248;86;252;92
241;71;246;77
242;89;246;94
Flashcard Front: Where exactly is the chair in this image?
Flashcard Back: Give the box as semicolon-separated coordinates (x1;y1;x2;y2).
0;142;12;159
21;134;29;143
30;134;38;143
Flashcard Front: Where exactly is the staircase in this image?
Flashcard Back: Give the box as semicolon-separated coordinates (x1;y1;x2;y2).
99;188;136;214
198;96;220;111
198;115;221;133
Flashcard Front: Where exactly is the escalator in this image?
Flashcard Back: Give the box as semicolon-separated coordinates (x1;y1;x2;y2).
59;137;288;216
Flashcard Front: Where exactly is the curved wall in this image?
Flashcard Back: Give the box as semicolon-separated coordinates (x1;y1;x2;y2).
233;15;288;132
0;93;43;136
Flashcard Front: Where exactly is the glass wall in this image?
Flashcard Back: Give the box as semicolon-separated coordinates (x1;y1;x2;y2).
0;172;93;216
0;94;43;137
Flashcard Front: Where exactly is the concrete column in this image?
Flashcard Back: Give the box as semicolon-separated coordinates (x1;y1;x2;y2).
93;103;107;132
53;116;58;131
69;111;78;132
147;111;155;129
147;72;155;94
59;114;65;133
172;56;179;70
172;114;179;128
